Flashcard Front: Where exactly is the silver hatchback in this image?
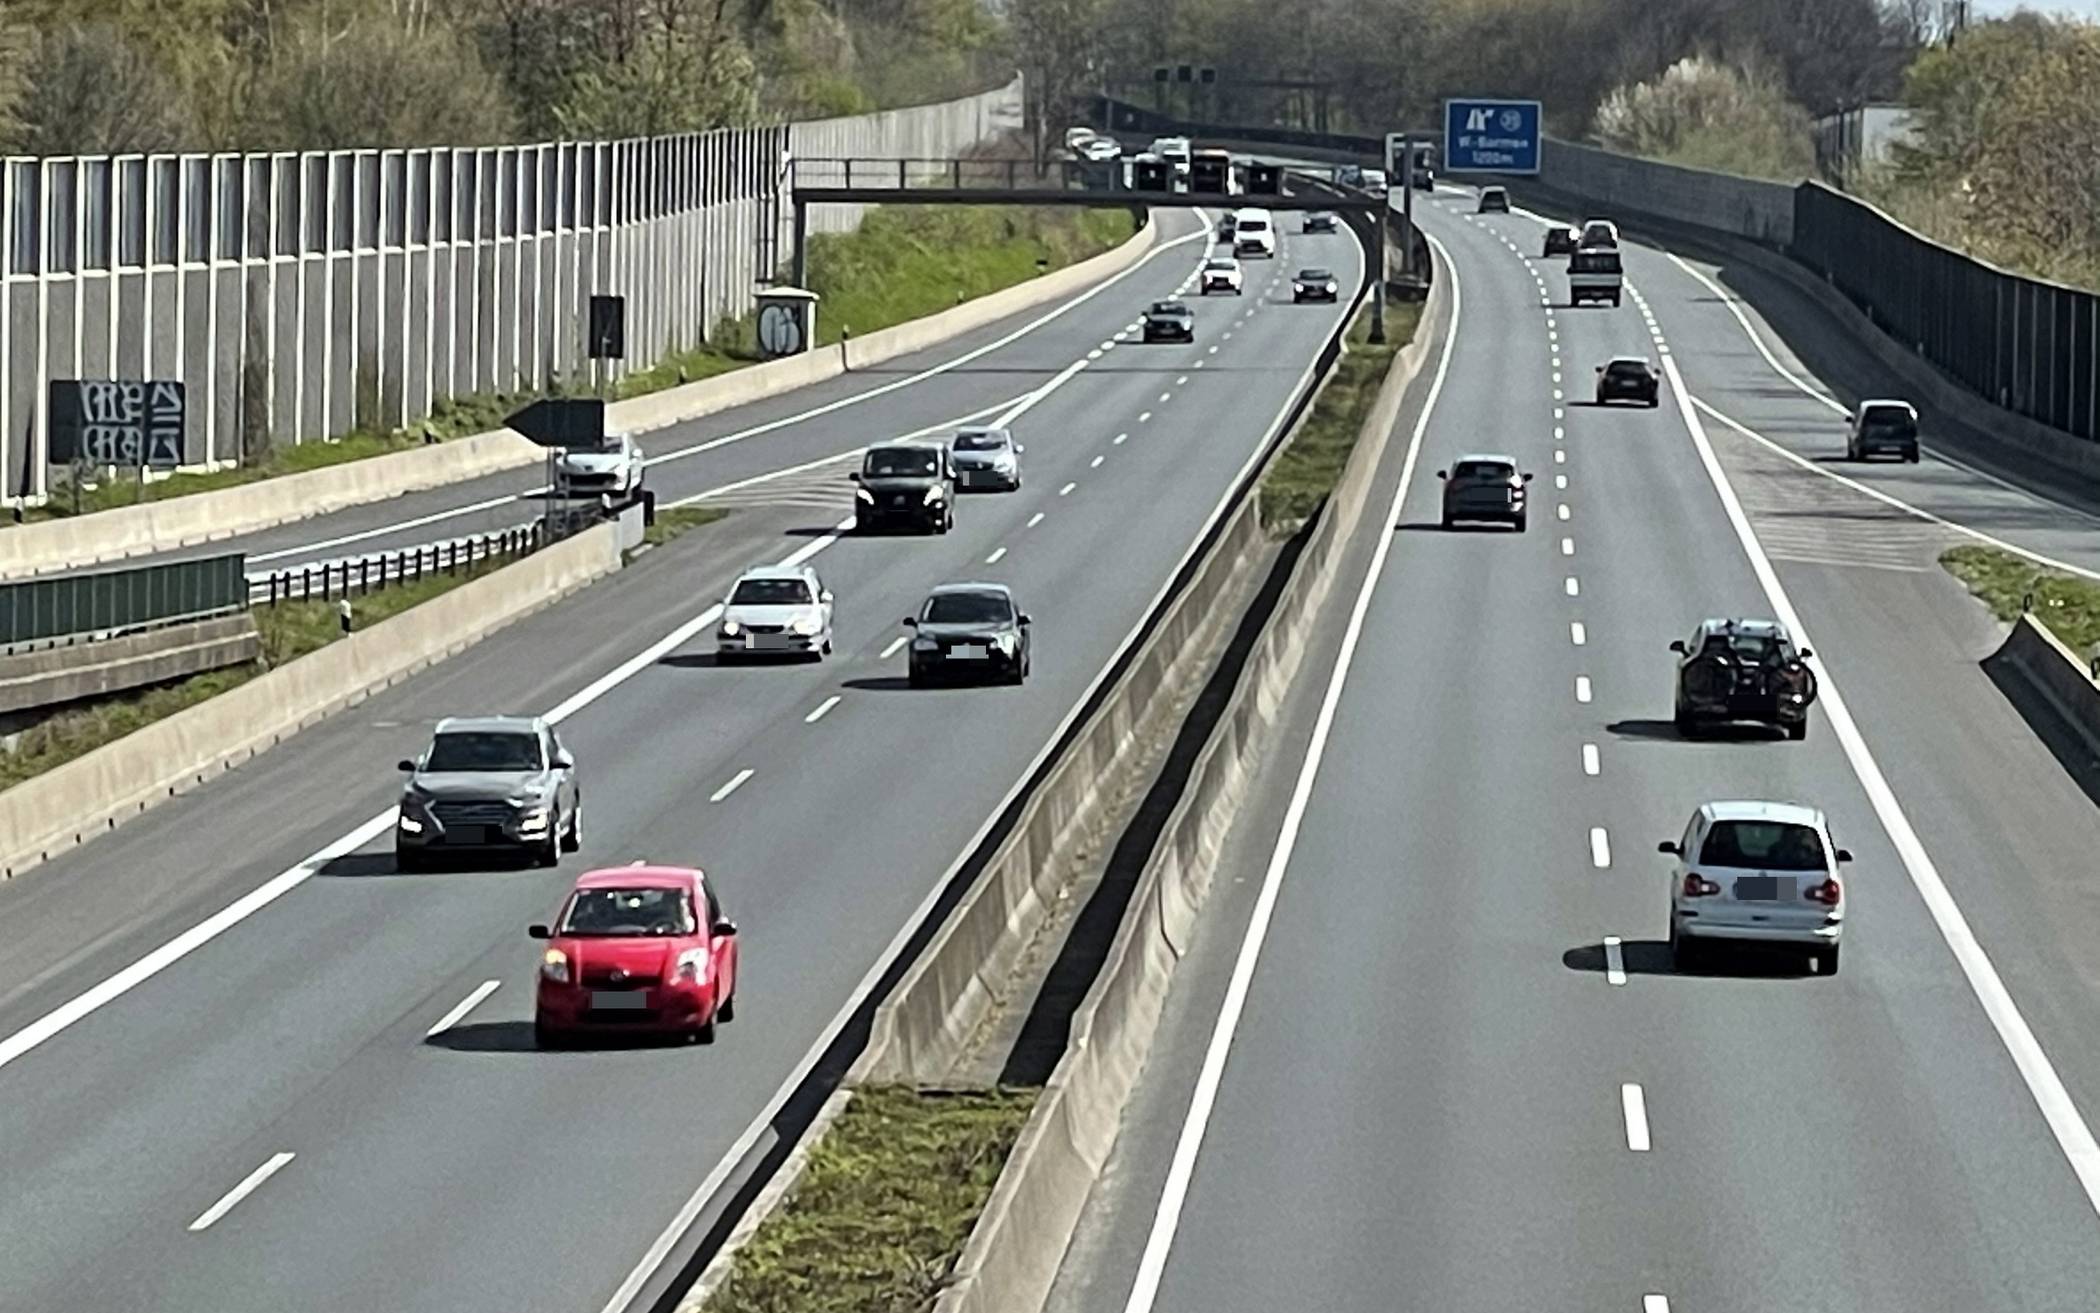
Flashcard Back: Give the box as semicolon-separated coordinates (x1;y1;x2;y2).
1659;800;1850;974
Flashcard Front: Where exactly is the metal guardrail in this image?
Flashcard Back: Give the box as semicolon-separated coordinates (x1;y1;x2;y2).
0;552;246;646
252;523;545;606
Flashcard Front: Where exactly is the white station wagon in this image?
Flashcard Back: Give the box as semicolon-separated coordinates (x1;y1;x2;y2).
1659;800;1850;974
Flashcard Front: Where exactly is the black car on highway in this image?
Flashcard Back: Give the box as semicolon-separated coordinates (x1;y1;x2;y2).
1301;210;1338;234
1846;398;1920;463
1477;186;1510;213
1143;300;1196;342
1595;356;1660;407
1437;453;1532;531
851;442;955;533
1542;225;1578;257
1671;617;1817;740
1292;268;1340;303
905;583;1032;687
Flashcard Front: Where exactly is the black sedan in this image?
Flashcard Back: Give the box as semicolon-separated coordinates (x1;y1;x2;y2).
1142;300;1195;342
904;583;1032;686
1477;186;1510;213
1301;211;1338;234
1542;226;1578;257
1291;268;1340;303
1594;356;1660;407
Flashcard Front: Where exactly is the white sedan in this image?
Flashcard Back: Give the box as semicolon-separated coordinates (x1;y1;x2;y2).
553;433;644;499
1659;800;1849;974
716;564;834;660
1199;257;1244;296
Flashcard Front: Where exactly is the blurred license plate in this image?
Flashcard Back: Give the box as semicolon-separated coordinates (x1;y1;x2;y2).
1734;876;1791;901
950;645;986;659
749;633;790;650
591;990;647;1010
445;825;488;845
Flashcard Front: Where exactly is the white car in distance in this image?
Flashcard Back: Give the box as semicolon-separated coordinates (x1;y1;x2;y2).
553;432;644;499
1659;800;1850;974
949;426;1023;492
1231;208;1276;259
1200;256;1244;295
716;564;834;661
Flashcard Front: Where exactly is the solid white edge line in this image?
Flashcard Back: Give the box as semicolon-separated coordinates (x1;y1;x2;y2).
425;979;501;1038
1603;936;1628;986
1590;827;1611;869
1622;1083;1650;1151
188;1152;297;1232
1662;348;2100;1215
1117;231;1461;1313
803;695;841;724
708;769;754;804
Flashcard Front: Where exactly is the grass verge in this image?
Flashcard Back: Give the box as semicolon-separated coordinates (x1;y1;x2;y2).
708;1084;1036;1313
1257;298;1423;535
642;505;732;549
1941;544;2100;658
0;556;511;791
15;206;1136;526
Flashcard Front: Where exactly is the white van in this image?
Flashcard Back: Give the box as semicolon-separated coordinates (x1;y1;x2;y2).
1578;218;1620;250
1231;208;1276;259
1568;247;1623;307
1150;136;1193;184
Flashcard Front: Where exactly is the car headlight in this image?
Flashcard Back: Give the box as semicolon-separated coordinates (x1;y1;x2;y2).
923;484;946;505
912;636;939;651
996;632;1018;652
721;619;743;637
540;949;571;983
1325;282;1336;292
674;947;709;983
397;813;424;834
855;486;874;503
791;615;823;636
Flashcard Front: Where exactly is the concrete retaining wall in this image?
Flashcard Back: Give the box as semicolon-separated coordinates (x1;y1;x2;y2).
1;207;1157;579
0;613;258;713
0;521;622;879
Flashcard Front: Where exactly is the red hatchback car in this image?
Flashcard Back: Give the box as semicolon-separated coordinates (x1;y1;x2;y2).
528;866;739;1047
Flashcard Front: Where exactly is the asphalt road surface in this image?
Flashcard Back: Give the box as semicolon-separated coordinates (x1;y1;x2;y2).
0;206;1365;1313
1044;189;2100;1313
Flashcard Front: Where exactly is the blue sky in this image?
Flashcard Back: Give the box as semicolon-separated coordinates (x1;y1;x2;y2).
1974;0;2100;18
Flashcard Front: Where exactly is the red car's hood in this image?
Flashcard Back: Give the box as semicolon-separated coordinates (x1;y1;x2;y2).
557;936;691;984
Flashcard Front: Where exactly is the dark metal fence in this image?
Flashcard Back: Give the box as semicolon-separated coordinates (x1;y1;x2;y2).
0;553;246;646
254;523;543;606
1790;182;2100;443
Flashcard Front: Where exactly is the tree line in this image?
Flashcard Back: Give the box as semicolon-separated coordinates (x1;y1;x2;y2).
0;0;1006;155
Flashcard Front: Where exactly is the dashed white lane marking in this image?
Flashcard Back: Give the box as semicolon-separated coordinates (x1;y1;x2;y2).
1576;676;1592;703
1591;827;1612;869
1571;621;1587;646
1555;474;1567;490
1554;406;1564;419
1059;482;1077;496
1114;433;1129;445
1604;936;1628;986
1555;450;1566;464
1561;537;1575;556
426;980;501;1037
189;1153;297;1232
1557;505;1571;521
1566;576;1580;597
1176;375;1189;385
804;696;842;724
1027;511;1046;528
1554;425;1564;440
1208;345;1219;354
1194;360;1205;370
1160;392;1173;403
1553;388;1564;401
709;769;754;803
1622;1083;1651;1151
1582;742;1600;775
986;546;1008;565
1223;331;1234;341
1139;412;1153;423
1088;349;1103;360
1090;455;1105;469
1644;1299;1671;1313
1552;371;1561;384
880;635;909;659
1103;341;1119;351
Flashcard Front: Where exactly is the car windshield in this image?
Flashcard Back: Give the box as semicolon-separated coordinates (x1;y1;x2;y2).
865;448;938;477
558;887;696;937
731;577;811;606
1297;269;1333;282
1238;219;1268;233
925;592;1014;625
1699;820;1827;872
1151;303;1187;316
1701;631;1785;661
1862;411;1917;439
1205;259;1236;271
1607;361;1649;377
952;430;1010;452
1571;251;1622;274
425;731;541;772
1453;460;1514;481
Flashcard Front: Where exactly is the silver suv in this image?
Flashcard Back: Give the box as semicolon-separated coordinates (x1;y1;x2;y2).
396;715;580;870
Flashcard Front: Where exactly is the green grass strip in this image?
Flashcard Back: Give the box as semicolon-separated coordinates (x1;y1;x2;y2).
0;554;512;791
708;1085;1037;1313
1942;544;2100;658
1258;299;1422;535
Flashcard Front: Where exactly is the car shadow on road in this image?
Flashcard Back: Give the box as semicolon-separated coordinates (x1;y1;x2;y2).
840;676;918;693
1392;522;1523;533
1606;718;1682;741
315;853;411;879
425;1021;539;1053
1563;939;1815;979
1607;718;1790;743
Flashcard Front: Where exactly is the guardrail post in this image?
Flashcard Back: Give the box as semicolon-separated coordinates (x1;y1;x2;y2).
953;158;961;191
792;199;809;287
898;158;907;190
1007;158;1018;191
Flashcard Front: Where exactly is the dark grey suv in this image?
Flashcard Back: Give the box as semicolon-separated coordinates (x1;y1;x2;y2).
852;443;955;533
905;583;1033;686
396;715;580;869
1437;453;1532;530
1671;618;1818;741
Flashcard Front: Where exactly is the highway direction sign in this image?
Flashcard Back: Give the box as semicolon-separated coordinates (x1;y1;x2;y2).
47;379;186;467
1443;99;1542;174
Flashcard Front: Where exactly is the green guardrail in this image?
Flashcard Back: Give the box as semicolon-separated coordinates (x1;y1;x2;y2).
0;553;248;646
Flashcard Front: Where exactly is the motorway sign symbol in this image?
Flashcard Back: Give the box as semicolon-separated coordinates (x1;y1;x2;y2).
504;397;606;449
47;379;186;467
1442;98;1542;174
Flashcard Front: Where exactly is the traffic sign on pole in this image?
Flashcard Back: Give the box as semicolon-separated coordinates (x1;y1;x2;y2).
504;397;606;448
1442;99;1542;174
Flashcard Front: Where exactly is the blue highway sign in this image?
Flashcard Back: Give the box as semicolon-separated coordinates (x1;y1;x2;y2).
1443;99;1542;174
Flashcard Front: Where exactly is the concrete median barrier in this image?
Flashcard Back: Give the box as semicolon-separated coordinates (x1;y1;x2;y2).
0;522;622;880
3;214;1158;581
1996;613;2100;758
908;254;1448;1313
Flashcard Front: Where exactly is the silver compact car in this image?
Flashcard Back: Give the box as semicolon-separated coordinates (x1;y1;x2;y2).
950;426;1024;491
717;564;834;660
396;715;580;869
1660;800;1850;974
